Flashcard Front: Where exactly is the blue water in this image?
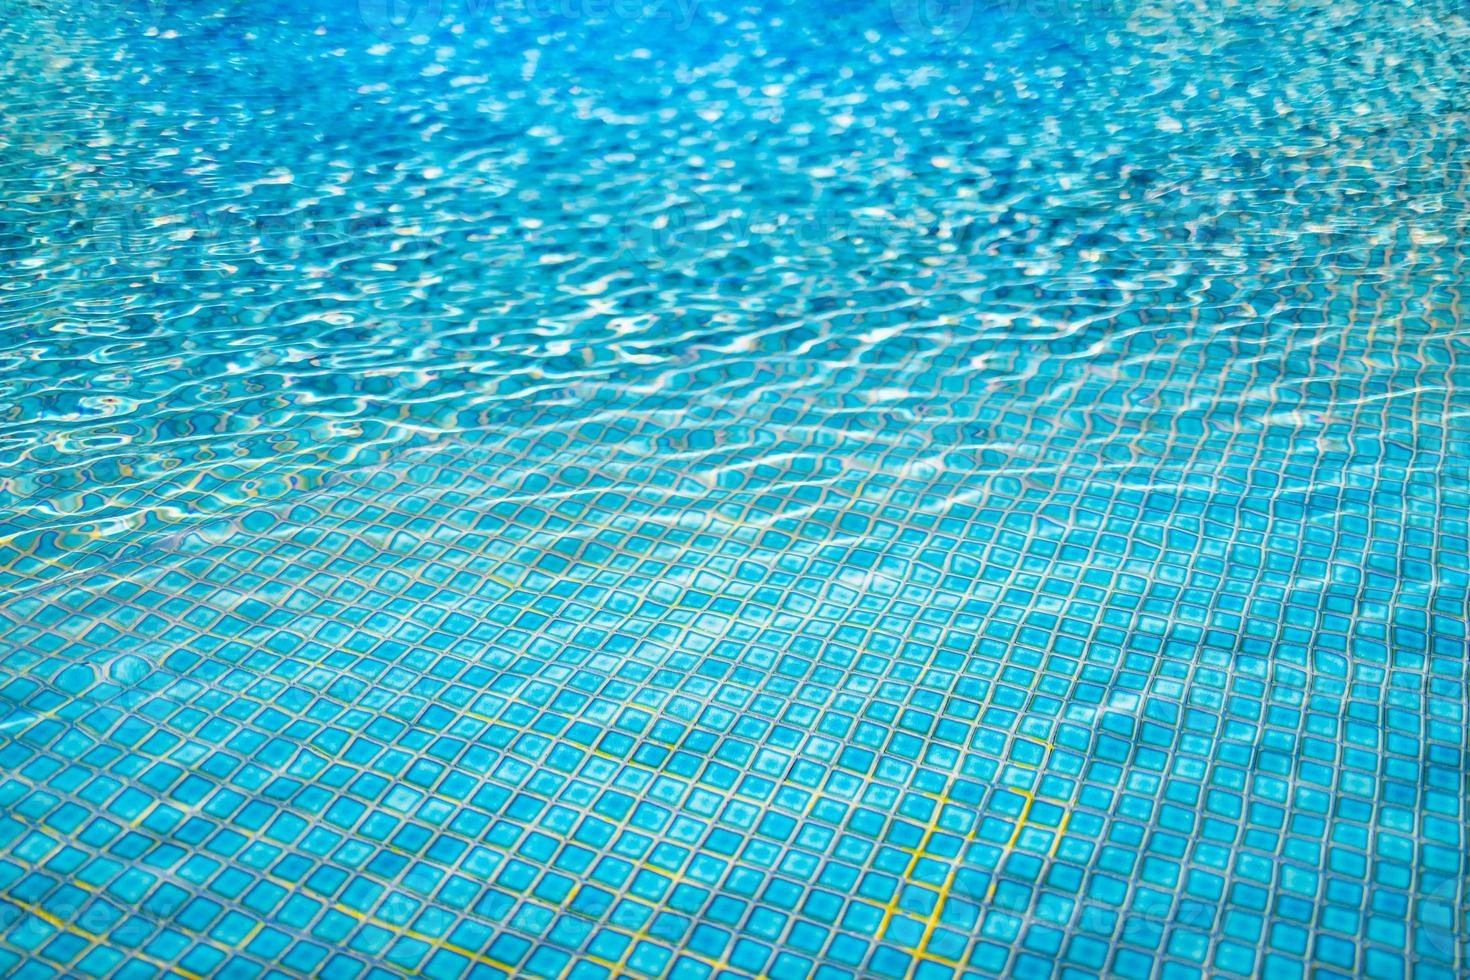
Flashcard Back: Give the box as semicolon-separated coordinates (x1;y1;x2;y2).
1;1;1468;978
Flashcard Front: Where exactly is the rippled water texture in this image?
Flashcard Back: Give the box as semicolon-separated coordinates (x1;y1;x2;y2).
2;0;1468;977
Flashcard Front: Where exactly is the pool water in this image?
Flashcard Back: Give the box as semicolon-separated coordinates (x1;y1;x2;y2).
1;0;1467;977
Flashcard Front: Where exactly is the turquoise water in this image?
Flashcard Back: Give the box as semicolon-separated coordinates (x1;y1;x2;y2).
2;0;1468;977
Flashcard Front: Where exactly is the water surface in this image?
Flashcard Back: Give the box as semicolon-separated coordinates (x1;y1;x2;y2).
0;1;1467;977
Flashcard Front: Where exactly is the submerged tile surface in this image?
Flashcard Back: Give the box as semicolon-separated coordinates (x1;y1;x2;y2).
2;0;1470;978
3;362;1468;979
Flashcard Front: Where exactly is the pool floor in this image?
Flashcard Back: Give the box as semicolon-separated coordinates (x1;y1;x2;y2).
2;0;1469;977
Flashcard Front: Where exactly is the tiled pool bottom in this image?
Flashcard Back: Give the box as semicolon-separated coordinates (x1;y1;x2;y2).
1;360;1466;980
5;0;1470;976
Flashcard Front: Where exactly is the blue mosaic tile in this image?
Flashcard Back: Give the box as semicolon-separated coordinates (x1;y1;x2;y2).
3;0;1470;976
2;377;1467;977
